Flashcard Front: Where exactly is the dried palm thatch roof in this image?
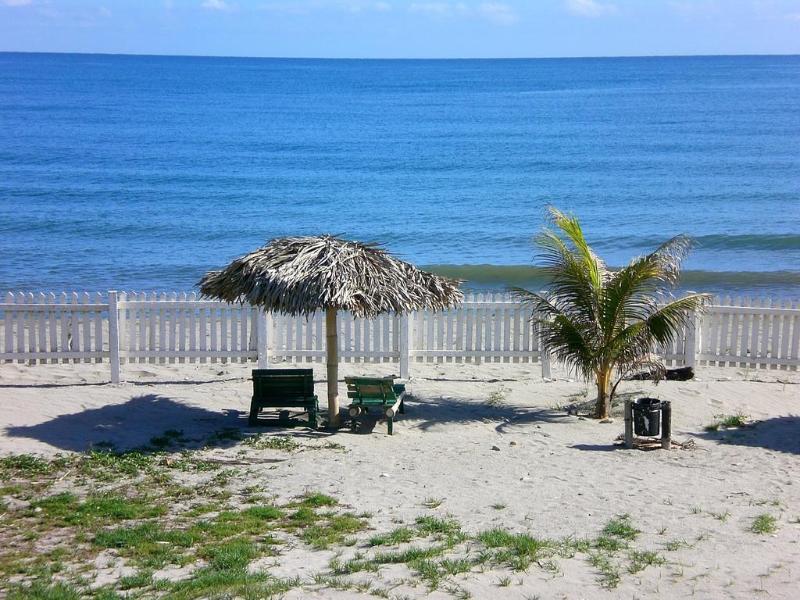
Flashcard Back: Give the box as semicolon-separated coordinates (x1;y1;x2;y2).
198;235;463;318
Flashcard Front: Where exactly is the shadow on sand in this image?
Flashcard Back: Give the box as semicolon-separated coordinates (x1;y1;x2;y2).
397;395;572;433
697;415;800;455
569;443;622;452
0;377;246;389
4;394;247;453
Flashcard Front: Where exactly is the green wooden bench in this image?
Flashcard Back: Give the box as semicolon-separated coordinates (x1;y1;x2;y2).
249;368;319;428
345;376;407;435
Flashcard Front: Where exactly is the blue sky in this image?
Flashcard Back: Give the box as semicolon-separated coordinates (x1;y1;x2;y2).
2;0;800;58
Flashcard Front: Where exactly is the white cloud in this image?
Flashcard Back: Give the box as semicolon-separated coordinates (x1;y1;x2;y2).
565;0;617;18
261;1;391;15
409;1;516;24
338;0;393;12
260;1;310;14
409;2;463;15
667;1;720;18
201;0;230;10
478;2;517;25
2;0;33;6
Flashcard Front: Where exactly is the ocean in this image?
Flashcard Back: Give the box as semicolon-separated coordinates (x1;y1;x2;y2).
1;53;798;297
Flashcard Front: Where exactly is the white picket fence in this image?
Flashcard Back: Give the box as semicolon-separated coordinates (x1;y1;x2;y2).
1;292;798;383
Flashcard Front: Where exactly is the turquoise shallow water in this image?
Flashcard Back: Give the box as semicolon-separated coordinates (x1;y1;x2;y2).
0;53;798;296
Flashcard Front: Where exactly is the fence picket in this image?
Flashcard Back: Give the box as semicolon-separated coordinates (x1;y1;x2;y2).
502;303;511;364
3;292;12;361
230;302;238;365
199;300;207;364
94;291;103;363
769;298;780;371
37;292;47;362
48;292;58;363
80;292;90;363
718;296;730;367
790;301;800;369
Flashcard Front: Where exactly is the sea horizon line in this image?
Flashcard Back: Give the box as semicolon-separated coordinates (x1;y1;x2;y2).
2;50;799;62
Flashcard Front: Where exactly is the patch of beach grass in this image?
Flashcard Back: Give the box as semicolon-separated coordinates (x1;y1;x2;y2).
0;454;61;479
243;434;300;452
593;535;627;552
627;550;666;574
93;522;198;568
439;557;473;576
190;505;284;541
588;551;621;588
301;512;366;549
149;429;187;449
664;539;690;551
30;492;165;526
601;514;640;540
118;569;154;590
199;538;259;571
477;528;556;571
421;497;443;509
369;526;416;546
303;492;337;508
415;515;464;542
486;387;507;406
704;412;749;432
205;428;243;445
751;513;778;535
7;581;82;600
164;566;296;600
78;449;157;481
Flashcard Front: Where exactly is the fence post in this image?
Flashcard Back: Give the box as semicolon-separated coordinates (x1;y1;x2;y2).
257;309;269;368
624;399;633;448
684;309;698;368
399;313;410;379
537;315;551;379
108;290;121;384
541;348;551;379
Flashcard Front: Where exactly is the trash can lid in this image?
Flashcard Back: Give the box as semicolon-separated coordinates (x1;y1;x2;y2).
634;397;661;408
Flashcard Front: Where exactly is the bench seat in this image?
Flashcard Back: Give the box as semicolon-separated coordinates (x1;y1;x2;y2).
345;376;406;435
250;368;319;428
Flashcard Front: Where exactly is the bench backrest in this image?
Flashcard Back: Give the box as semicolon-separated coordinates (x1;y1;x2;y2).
345;377;397;402
252;369;315;400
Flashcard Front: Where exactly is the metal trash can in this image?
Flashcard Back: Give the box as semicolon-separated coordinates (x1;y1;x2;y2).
632;398;661;436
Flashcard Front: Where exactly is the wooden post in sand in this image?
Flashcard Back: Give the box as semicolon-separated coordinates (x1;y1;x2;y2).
108;291;121;384
624;399;633;448
326;307;341;427
661;400;672;450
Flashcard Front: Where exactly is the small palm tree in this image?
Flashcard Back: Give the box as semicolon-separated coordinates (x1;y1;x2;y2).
515;208;710;419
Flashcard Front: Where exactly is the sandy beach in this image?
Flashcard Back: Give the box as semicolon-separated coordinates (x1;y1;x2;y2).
1;360;798;598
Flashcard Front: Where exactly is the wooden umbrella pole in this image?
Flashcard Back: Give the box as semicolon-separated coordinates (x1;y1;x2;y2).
326;307;340;427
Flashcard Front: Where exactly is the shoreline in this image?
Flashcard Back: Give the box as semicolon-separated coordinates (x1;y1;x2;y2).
3;272;800;299
425;265;800;297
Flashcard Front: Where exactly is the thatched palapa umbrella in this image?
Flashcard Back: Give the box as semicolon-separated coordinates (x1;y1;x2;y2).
199;235;463;426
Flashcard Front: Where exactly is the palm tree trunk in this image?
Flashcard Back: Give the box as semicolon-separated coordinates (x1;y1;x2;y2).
326;307;340;427
595;370;611;419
